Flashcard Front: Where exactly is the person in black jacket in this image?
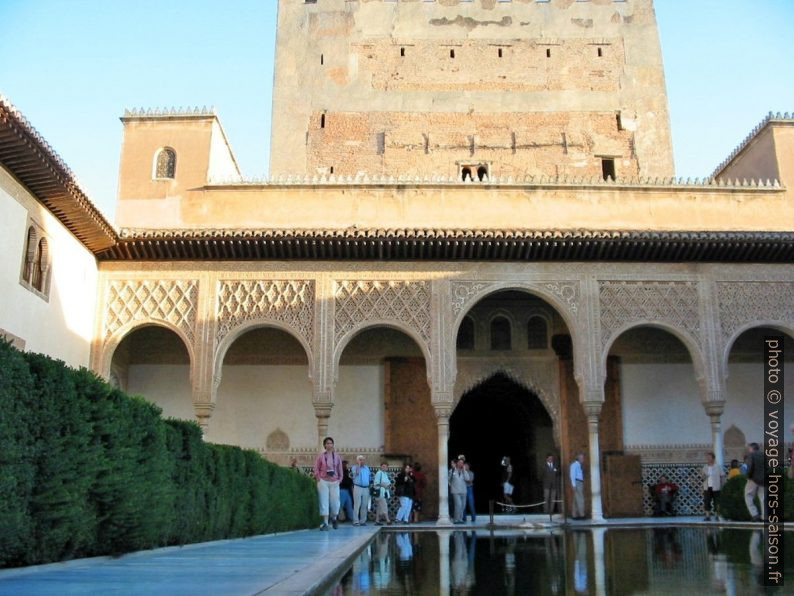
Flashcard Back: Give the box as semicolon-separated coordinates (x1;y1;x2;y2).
744;443;766;522
395;464;415;523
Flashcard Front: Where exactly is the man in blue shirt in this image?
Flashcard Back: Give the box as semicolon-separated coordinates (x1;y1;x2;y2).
569;452;586;520
351;454;372;525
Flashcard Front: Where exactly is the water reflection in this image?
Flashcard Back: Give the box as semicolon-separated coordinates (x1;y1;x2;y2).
330;527;791;595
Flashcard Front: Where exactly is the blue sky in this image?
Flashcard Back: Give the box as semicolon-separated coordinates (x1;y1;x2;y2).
1;0;792;222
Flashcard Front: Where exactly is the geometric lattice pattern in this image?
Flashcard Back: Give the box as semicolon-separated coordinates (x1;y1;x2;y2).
599;281;701;349
105;279;198;342
216;280;314;347
334;280;431;346
716;281;794;344
641;462;721;516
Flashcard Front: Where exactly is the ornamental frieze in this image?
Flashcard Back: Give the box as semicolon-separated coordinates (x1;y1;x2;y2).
716;281;794;345
334;280;431;345
216;280;314;347
599;280;701;349
105;279;198;343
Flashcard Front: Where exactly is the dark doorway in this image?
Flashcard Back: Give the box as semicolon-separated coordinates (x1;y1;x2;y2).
449;373;554;513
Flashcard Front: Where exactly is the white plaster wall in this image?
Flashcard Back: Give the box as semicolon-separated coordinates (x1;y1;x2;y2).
207;121;240;181
0;167;98;368
209;365;315;450
724;362;794;445
621;363;710;446
329;364;385;449
127;364;193;421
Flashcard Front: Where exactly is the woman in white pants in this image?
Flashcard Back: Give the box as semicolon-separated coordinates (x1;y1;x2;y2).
313;436;343;530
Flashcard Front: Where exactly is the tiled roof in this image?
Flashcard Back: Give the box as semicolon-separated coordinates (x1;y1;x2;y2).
0;94;117;252
101;227;794;262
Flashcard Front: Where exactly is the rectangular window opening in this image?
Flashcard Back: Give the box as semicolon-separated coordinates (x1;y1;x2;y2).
546;48;551;58
597;47;603;57
320;113;325;128
320;53;324;65
400;47;405;57
601;158;616;181
450;49;455;59
498;48;503;58
616;113;623;131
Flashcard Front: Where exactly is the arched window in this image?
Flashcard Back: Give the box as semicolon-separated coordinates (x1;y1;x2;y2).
461;167;472;182
490;316;511;351
23;226;37;283
527;316;548;349
477;165;488;181
457;316;475;350
32;238;49;292
154;147;176;179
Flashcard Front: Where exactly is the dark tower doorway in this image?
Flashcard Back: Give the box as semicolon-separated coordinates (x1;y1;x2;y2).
449;373;554;513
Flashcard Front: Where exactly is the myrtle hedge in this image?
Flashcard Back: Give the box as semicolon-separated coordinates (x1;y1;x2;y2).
718;472;793;522
0;341;319;568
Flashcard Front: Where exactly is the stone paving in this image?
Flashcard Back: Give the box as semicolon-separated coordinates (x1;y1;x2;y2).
0;525;377;596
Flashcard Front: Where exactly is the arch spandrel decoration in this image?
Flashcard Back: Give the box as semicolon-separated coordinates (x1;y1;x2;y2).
599;280;701;352
216;280;315;349
333;280;431;348
450;280;580;321
104;279;198;344
453;362;561;444
717;281;794;362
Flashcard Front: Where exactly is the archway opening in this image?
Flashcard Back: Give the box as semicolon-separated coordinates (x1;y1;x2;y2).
725;327;793;462
449;373;553;513
110;325;192;420
214;326;312;456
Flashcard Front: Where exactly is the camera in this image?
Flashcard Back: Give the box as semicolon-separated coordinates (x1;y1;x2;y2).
327;470;335;477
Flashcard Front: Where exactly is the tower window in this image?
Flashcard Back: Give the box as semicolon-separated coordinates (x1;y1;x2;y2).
320;113;326;128
597;47;603;57
476;165;488;181
616;113;623;131
400;47;405;57
320;53;324;65
498;48;503;58
527;317;548;349
601;158;616;181
450;49;455;59
461;167;472;182
154;147;176;179
490;316;512;351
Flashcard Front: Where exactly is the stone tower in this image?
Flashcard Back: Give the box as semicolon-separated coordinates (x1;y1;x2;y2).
270;0;674;181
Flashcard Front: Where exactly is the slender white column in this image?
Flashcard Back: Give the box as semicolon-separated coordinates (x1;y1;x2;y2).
705;401;726;466
435;404;452;525
584;401;604;522
592;527;607;596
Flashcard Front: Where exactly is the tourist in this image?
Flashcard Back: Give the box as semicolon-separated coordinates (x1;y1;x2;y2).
373;462;392;525
744;443;765;522
570;453;586;520
654;475;678;516
463;461;476;522
702;451;725;521
339;460;355;523
449;457;468;523
395;463;415;523
542;453;559;515
727;459;741;479
314;436;343;530
411;462;427;523
351;454;372;526
501;456;515;512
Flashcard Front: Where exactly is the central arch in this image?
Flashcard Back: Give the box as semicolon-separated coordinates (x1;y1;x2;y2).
449;373;554;514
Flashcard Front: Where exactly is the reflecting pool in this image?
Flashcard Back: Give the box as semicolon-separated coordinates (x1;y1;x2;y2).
326;527;792;594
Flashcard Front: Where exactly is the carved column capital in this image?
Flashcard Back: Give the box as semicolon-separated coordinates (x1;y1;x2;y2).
313;402;334;419
703;400;725;420
193;402;215;433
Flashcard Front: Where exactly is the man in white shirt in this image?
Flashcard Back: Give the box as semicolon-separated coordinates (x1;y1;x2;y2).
569;452;586;520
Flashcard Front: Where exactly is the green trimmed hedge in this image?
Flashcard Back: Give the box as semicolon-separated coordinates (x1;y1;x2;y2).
0;341;319;568
718;472;793;522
